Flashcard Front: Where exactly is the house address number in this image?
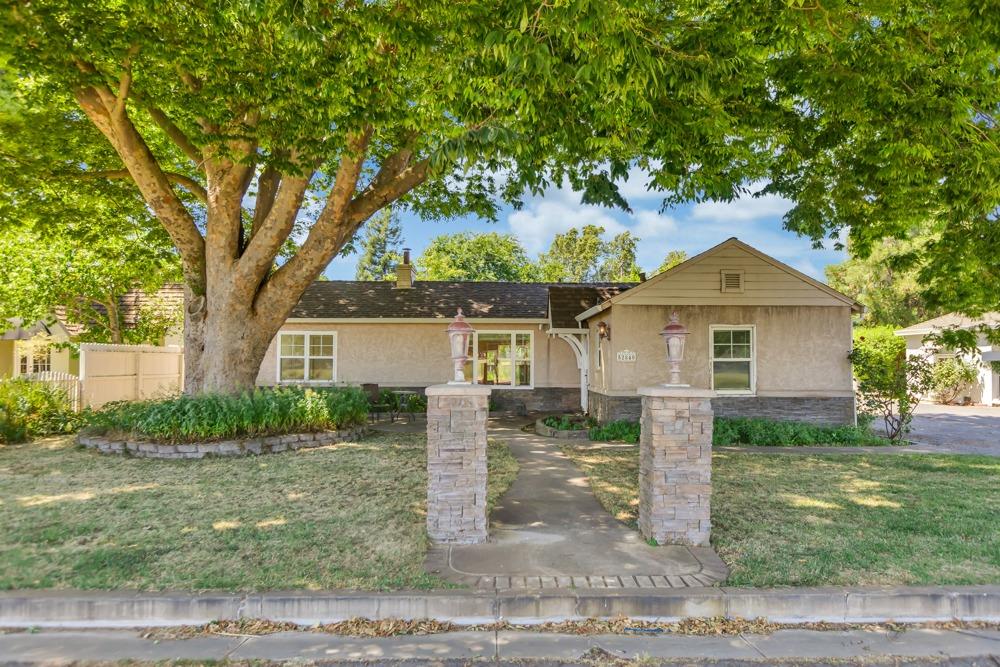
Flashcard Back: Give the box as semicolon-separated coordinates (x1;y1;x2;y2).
616;350;637;363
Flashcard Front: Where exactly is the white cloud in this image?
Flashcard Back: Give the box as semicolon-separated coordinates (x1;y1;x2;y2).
690;192;793;223
509;190;628;254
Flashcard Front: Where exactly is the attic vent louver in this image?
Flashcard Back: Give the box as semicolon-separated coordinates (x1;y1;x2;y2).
721;270;745;293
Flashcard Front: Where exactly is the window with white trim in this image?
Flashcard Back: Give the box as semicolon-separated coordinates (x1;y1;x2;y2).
278;332;336;383
17;345;51;375
464;331;533;387
710;326;754;393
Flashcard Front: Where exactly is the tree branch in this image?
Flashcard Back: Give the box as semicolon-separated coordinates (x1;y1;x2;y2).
73;83;206;293
71;168;208;203
140;102;204;166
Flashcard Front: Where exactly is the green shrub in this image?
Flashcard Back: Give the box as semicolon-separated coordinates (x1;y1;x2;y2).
712;417;889;446
589;420;641;443
542;414;594;431
930;357;979;404
86;386;369;444
0;378;81;444
586;416;889;447
850;329;933;442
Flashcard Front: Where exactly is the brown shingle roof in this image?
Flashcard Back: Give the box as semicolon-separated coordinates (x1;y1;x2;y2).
548;285;634;328
290;281;636;321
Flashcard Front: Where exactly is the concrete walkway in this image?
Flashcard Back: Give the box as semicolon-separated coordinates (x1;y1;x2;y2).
2;627;998;664
427;419;727;590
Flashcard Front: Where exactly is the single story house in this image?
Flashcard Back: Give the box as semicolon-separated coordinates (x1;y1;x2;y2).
258;238;861;425
896;312;1000;406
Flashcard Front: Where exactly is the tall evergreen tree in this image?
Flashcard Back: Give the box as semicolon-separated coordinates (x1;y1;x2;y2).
354;209;402;281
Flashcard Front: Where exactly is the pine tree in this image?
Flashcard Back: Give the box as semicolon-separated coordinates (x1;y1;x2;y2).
354;209;403;281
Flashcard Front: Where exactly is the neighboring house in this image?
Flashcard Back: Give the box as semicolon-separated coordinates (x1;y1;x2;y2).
896;313;1000;406
0;285;185;379
258;238;862;425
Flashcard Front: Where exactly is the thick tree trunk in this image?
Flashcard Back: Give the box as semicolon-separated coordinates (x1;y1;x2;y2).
182;284;281;394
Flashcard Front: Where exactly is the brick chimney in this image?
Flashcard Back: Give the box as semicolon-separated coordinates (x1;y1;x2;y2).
396;248;416;289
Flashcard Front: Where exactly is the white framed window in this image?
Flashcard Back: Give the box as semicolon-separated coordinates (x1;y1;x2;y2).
594;335;602;370
710;325;755;394
17;344;51;375
464;331;533;388
277;332;337;383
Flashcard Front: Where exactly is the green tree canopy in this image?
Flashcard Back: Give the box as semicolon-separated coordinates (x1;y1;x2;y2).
3;0;998;392
825;227;944;327
417;232;533;281
537;225;642;282
653;250;688;277
354;209;403;281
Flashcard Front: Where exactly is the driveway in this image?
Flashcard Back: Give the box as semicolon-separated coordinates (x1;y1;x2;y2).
894;404;1000;456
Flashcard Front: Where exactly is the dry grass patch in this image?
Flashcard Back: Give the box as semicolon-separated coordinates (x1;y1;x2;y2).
0;433;517;591
562;445;1000;587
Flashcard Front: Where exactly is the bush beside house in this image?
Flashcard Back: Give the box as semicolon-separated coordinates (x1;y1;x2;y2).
930;357;979;404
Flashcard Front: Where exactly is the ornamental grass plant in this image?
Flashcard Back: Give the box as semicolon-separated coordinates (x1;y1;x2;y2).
86;386;369;444
0;378;82;444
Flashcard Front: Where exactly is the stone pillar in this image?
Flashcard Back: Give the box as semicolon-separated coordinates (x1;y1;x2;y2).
637;386;715;547
425;384;492;544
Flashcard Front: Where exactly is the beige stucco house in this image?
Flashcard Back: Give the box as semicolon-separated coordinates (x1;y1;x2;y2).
258;238;861;424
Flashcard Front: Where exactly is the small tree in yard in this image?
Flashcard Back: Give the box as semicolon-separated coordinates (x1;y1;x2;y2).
930;357;979;405
850;332;933;442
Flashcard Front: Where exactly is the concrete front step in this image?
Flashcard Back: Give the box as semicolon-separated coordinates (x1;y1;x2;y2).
1;586;999;628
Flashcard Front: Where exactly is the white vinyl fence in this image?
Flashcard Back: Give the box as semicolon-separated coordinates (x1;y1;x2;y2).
22;371;82;412
79;343;184;409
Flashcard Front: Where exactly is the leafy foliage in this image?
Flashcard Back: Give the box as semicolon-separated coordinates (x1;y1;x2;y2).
930;357;980;404
825;229;944;327
354;209;403;282
86;387;369;444
712;417;888;447
588;419;641;443
417;232;534;281
652;250;688;277
542;414;595;431
849;333;933;442
537;225;641;282
0;378;82;444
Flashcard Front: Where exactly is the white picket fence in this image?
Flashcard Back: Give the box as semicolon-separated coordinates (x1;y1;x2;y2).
21;371;82;412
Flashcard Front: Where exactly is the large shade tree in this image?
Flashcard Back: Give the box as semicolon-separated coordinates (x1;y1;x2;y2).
3;1;998;392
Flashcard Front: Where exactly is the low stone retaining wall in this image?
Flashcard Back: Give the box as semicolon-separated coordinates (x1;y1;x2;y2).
77;426;366;460
534;418;590;440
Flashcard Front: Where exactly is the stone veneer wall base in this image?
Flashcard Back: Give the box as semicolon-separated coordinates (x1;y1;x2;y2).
77;427;366;459
590;391;855;426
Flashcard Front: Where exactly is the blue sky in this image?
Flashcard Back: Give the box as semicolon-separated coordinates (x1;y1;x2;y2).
324;175;846;281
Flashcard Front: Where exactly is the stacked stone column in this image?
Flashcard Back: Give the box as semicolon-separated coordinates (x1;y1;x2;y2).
637;386;715;547
425;384;492;544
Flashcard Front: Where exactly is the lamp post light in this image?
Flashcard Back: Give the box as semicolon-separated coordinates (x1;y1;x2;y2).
659;311;689;386
447;308;474;384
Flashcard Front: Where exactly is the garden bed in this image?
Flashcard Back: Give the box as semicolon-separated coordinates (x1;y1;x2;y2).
562;445;1000;587
534;415;591;440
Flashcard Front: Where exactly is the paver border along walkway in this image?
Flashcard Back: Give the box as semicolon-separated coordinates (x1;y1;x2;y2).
426;419;727;591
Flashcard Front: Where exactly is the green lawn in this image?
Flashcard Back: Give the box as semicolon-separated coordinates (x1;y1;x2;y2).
562;445;1000;587
0;433;517;591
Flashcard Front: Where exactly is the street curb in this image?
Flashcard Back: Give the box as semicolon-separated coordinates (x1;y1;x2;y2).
1;586;998;628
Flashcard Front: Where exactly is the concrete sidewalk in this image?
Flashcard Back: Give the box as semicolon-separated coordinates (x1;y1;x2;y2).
428;419;727;590
1;627;998;664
